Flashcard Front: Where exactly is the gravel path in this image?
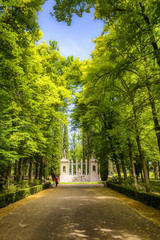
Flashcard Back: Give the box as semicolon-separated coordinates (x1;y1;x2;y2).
0;184;160;240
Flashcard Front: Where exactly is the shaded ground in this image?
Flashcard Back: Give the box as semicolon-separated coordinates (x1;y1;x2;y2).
0;184;160;240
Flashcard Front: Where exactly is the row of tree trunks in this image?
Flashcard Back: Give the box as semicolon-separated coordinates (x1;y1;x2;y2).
132;98;150;191
107;116;122;183
104;112;134;184
135;127;149;191
10;155;47;185
147;84;160;151
147;84;160;179
140;2;160;181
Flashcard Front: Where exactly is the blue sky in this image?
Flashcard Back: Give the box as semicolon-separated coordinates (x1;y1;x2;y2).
38;0;104;60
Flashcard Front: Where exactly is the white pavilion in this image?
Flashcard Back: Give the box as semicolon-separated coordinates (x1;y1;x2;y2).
60;152;99;182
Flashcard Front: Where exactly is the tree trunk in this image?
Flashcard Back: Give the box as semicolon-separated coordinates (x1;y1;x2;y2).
14;160;18;181
105;113;122;183
18;158;23;183
153;162;158;180
6;162;12;190
100;154;109;181
135;132;149;191
140;171;144;182
139;2;160;67
29;159;33;184
39;156;46;183
35;161;39;180
158;162;160;179
43;156;46;180
113;152;122;183
39;157;43;183
147;84;160;153
132;100;149;191
120;153;127;180
128;139;138;188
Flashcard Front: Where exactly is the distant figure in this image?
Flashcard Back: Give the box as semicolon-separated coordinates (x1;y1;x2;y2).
44;178;46;184
55;177;59;187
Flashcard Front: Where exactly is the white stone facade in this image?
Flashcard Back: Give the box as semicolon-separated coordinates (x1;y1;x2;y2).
60;154;99;182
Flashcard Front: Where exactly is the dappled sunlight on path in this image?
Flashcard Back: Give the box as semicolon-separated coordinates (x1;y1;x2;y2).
106;187;160;228
0;185;160;240
47;220;148;240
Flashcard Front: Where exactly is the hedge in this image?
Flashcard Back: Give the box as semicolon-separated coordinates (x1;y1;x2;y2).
0;182;51;209
106;182;160;210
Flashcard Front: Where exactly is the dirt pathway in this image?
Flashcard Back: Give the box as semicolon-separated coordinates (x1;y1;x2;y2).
0;185;160;240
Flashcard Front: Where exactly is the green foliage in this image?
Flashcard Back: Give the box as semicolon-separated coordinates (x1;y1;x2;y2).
106;182;160;210
56;0;160;187
63;124;69;157
69;130;83;162
52;0;94;25
4;183;18;193
0;0;75;188
33;179;41;186
1;0;160;192
19;180;30;189
0;183;50;209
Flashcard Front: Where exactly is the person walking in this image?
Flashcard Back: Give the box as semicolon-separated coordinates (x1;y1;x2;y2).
55;176;59;187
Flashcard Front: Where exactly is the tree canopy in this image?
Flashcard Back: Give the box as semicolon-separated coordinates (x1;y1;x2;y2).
1;0;160;193
51;0;160;190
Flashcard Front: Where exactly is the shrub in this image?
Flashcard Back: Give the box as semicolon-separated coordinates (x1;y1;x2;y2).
20;180;29;189
0;194;6;208
43;182;51;189
8;183;18;193
0;183;50;209
30;185;43;194
106;182;160;210
33;179;41;186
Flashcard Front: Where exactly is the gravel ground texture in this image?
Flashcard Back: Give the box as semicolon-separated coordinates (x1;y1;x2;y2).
0;184;160;240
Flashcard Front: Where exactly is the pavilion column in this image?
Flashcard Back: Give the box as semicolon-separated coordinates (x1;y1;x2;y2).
68;161;70;175
76;160;78;175
71;160;73;175
81;159;83;175
85;160;88;175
